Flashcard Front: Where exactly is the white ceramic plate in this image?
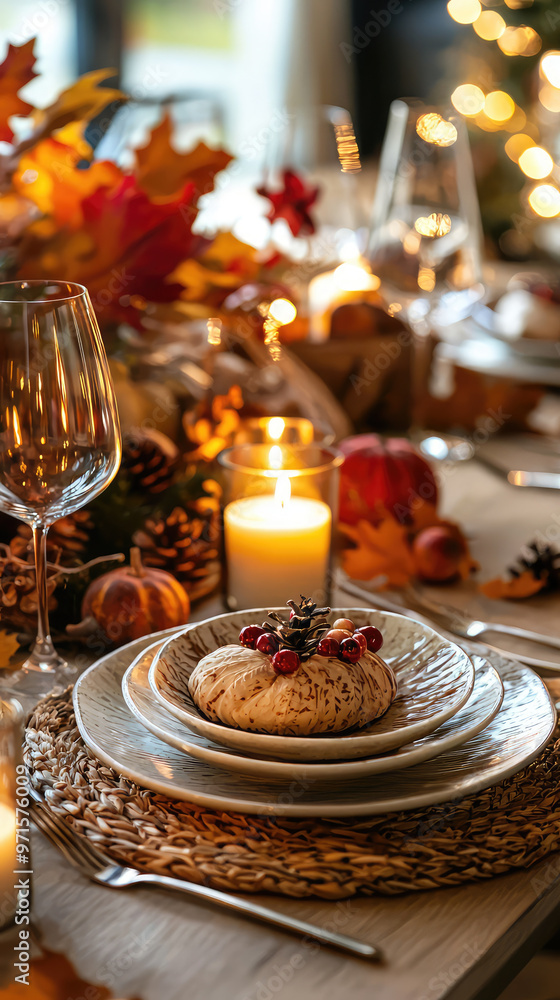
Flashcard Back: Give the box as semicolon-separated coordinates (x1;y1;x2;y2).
124;643;504;780
148;608;475;761
73;631;556;817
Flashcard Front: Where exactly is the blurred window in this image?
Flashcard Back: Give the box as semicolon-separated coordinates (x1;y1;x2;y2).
0;0;77;106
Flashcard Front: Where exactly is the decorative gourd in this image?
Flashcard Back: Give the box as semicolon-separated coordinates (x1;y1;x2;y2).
339;434;438;526
80;548;190;646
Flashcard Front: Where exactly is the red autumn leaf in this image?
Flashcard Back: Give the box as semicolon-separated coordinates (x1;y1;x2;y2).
0;39;37;142
257;168;320;236
19;174;209;325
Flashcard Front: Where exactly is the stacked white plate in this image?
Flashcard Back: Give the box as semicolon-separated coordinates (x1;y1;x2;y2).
72;608;557;817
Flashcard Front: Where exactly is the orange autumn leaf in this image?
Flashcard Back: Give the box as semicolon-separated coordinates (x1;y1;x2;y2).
341;517;416;588
171;258;244;301
135;113;233;200
202;231;260;269
29;69;125;144
0;39;37;142
15;136;122;226
480;569;545;600
0;948;115;1000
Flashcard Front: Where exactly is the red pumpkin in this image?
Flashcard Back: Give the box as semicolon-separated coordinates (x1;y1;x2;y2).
81;548;190;646
339;435;438;526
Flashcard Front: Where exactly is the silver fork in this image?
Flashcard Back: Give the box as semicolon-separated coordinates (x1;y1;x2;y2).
339;577;560;669
29;789;380;962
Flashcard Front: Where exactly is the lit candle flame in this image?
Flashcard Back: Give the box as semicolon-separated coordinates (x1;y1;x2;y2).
268;445;283;470
267;417;285;442
274;472;291;510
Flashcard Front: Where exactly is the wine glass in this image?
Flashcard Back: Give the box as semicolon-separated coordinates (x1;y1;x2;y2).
367;99;484;459
0;280;121;704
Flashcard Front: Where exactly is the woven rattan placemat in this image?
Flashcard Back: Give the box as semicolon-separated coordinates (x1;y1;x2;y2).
24;685;560;900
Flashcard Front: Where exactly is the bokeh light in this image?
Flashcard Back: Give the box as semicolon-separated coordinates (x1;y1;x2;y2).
416;112;458;146
268;298;297;325
484;90;515;122
333;262;381;292
447;0;481;23
414;213;452;237
498;25;541;56
540;84;560;113
418;267;436;292
451;83;485;115
540;51;560;88
518;146;554;179
473;10;505;39
504;133;535;162
528;184;560;218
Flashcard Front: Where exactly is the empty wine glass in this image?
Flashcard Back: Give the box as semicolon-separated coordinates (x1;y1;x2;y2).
367;99;484;459
0;281;121;704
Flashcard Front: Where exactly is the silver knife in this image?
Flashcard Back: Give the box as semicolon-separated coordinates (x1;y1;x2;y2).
507;470;560;490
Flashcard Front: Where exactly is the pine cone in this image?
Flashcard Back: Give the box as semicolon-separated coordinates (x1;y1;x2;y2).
265;597;331;659
134;503;221;601
0;556;57;632
10;511;93;567
122;429;179;495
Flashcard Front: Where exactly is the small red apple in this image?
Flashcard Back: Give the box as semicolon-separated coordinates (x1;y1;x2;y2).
413;525;468;583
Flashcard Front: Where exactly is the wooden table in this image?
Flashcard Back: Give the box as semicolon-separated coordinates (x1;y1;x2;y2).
1;455;560;1000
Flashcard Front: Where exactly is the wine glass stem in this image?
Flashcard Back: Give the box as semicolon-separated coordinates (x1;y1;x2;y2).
31;524;57;669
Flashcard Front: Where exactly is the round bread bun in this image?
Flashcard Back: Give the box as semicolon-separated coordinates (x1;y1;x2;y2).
188;645;397;736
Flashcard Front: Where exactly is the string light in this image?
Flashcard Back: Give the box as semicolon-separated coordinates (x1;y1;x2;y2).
498;25;541;56
418;267;436;291
540;84;560;112
518;146;553;179
451;83;485;115
504;133;535;162
416;112;458;146
473;11;505;40
541;51;560;88
206;317;222;346
484;90;515;122
447;0;481;24
528;183;560;218
414;213;452;237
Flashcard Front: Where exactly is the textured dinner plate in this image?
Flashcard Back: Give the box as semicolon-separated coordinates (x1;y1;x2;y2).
124;643;504;780
148;609;475;761
73;631;556;817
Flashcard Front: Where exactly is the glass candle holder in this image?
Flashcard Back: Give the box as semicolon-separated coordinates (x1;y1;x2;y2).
0;700;23;931
219;444;343;611
233;416;335;447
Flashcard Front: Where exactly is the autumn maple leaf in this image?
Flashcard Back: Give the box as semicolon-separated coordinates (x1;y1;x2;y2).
340;516;416;588
20;174;209;325
14;133;123;227
134;113;233;201
0;39;37;143
257;169;320;236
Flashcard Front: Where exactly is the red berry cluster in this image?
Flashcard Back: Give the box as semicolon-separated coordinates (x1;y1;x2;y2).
315;618;383;665
239;625;300;674
239;617;383;675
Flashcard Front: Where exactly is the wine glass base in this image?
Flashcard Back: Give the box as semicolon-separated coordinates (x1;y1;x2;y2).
0;660;78;713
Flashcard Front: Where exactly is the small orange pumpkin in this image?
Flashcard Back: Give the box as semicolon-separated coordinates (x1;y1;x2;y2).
82;548;190;646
